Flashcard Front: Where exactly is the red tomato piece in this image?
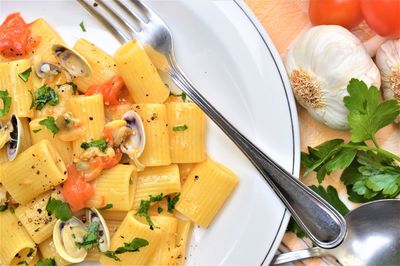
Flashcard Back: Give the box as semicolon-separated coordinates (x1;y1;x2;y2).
62;164;94;212
101;151;122;170
361;0;400;38
309;0;363;29
0;13;34;57
86;76;128;106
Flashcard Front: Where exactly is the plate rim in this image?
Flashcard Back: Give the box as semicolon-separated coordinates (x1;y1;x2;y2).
232;1;301;264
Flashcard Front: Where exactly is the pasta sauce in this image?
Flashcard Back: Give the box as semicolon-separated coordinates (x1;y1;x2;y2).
0;13;34;57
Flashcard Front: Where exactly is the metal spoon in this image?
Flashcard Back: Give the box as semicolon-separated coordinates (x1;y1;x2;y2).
272;199;400;266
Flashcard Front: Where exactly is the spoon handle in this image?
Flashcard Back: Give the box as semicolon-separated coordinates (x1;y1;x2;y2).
168;62;346;249
271;247;327;265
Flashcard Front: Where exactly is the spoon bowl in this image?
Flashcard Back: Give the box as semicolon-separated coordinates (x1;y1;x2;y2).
273;199;400;265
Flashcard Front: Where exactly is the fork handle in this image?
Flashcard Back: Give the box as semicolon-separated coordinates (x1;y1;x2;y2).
167;59;346;249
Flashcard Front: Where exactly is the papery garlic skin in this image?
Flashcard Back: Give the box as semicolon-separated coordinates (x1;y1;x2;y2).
285;25;381;130
376;39;400;123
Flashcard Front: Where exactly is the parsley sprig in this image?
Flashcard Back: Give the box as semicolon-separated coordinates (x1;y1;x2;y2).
167;193;180;213
31;85;59;110
46;197;72;221
18;67;32;82
39;117;59;135
80;139;108;152
78;221;100;250
135;193;163;228
0;90;11;117
35;258;56;266
103;238;149;261
302;79;400;202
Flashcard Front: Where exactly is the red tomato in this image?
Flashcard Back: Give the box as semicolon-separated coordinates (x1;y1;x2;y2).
309;0;363;29
62;165;94;212
361;0;400;38
0;13;34;57
101;151;122;169
86;76;128;106
103;127;114;147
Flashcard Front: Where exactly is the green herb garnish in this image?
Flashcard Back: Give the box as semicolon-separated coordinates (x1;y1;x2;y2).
0;204;8;212
103;250;121;261
35;258;56;266
80;139;108;152
167;193;180;213
27;248;35;257
46;197;72;221
169;91;187;102
157;207;163;214
33;129;42;133
79;221;100;250
98;203;113;211
302;79;400;202
9;207;14;214
39;117;59;135
17;261;28;265
58;82;78;93
0;90;11;117
135;193;163;228
80;21;86;32
103;238;149;261
172;124;188;132
31;85;59;110
18;67;32;82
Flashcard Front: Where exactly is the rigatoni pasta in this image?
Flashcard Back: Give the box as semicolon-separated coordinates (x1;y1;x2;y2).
0;13;240;266
167;102;206;163
114;40;169;103
0;140;67;204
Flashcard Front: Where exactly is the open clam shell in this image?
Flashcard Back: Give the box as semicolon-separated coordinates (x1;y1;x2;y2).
121;110;145;159
52;44;92;77
0;114;24;161
53;217;88;263
34;60;63;79
86;208;110;252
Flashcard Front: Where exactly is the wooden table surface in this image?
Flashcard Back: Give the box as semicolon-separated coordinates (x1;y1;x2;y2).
245;1;400;265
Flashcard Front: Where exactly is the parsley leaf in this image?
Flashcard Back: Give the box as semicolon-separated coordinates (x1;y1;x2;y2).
35;258;56;266
39;117;59;135
79;221;100;250
80;21;87;32
27;248;35;257
46;197;72;221
344;79;400;143
98;203;113;211
167;193;180;213
287;185;349;238
33;129;42;133
17;261;28;265
135;193;163;228
172;124;188;132
157;207;163;214
80;139;108;152
18;67;32;82
0;204;8;212
169;91;187;102
0;90;11;117
103;238;149;261
31;85;59;110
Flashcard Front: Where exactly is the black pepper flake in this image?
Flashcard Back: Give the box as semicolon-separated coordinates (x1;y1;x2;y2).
194;175;199;181
34;228;40;232
36;171;40;175
120;235;124;239
145;93;149;96
63;171;67;175
32;154;35;157
93;2;98;7
37;209;42;214
17;221;22;226
89;116;94;120
31;165;35;169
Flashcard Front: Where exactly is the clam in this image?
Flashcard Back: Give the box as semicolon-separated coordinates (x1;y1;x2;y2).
53;217;88;263
52;44;92;77
0;114;23;161
120;111;145;159
34;60;63;79
86;208;110;252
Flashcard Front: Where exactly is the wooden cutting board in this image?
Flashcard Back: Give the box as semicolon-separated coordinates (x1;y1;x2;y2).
245;1;400;265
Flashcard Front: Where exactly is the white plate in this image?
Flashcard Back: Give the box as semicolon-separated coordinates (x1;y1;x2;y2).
0;1;300;265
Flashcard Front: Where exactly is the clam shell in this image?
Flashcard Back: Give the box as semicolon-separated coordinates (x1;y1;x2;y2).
121;111;145;158
52;44;92;77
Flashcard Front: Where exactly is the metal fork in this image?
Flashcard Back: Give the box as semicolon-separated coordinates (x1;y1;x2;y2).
77;0;346;249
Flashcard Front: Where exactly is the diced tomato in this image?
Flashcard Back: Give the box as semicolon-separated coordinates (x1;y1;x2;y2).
86;76;130;106
0;13;34;57
62;164;94;212
103;127;114;147
101;151;122;169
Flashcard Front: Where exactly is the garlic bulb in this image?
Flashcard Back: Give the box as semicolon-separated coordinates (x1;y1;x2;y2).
375;39;400;123
285;25;381;130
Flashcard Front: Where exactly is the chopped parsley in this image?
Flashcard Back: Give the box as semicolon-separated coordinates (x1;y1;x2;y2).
39;117;59;135
9;207;14;214
80;139;108;152
17;261;28;265
33;129;42;133
0;204;8;212
18;67;32;82
172;124;188;132
35;258;56;266
80;21;87;32
58;82;78;93
135;193;163;228
79;221;100;250
98;203;113;211
157;207;163;214
31;85;59;110
103;238;149;261
169;91;187;102
46;197;72;221
0;90;11;117
27;248;35;257
167;193;180;213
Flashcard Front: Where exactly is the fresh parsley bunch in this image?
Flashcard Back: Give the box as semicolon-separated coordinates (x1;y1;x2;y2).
302;79;400;202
